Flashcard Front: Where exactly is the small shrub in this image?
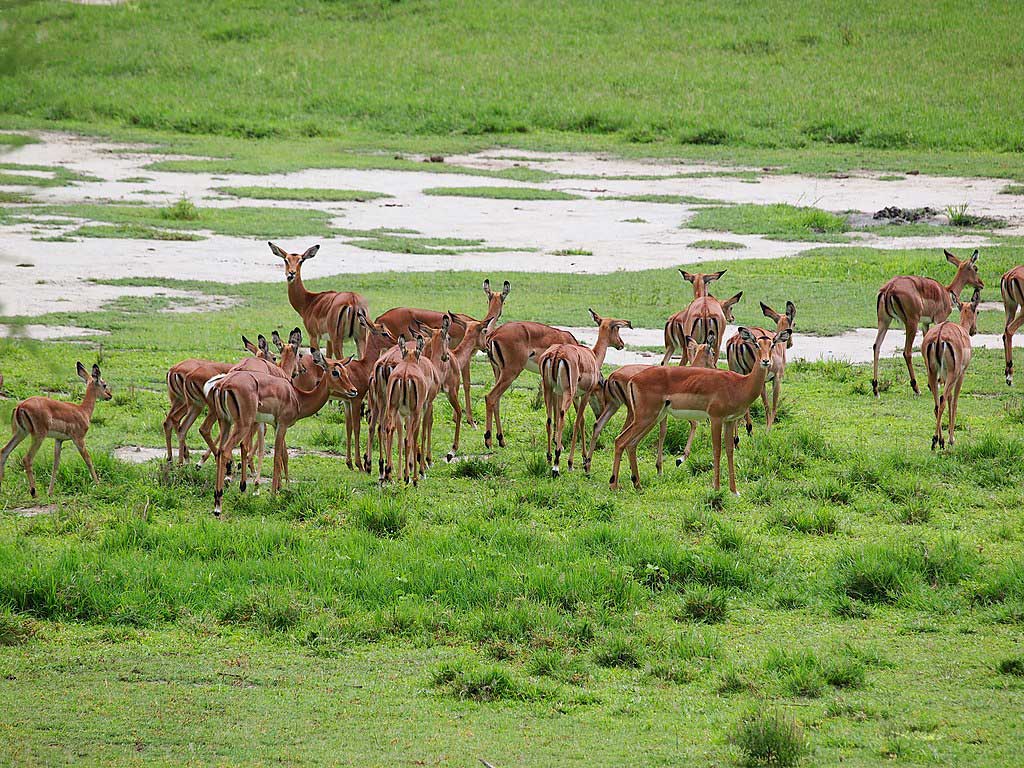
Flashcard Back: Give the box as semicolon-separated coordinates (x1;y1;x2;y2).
593;633;643;668
353;494;408;538
678;584;729;624
451;456;504;479
732;710;807;767
160;196;199;221
996;656;1024;676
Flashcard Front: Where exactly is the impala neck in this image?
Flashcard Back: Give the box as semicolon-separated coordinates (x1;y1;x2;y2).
739;361;770;403
945;271;969;299
592;330;613;369
295;370;331;419
80;381;99;420
692;280;709;299
288;266;312;312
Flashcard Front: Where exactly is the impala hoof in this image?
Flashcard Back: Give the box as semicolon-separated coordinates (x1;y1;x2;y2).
931;436;938;451
911;381;920;395
445;452;455;463
29;487;36;498
871;379;879;397
551;467;560;478
746;423;752;436
675;457;684;467
239;480;247;493
497;433;505;448
733;436;740;448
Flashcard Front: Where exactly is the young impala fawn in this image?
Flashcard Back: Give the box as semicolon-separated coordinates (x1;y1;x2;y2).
922;289;980;450
269;242;369;358
538;310;631;476
726;300;796;436
872;249;983;396
586;332;717;475
662;269;741;365
611;327;792;494
1000;265;1024;386
2;363;112;497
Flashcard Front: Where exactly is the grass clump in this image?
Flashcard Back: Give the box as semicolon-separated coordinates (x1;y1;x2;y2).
451;456;504;478
0;608;39;646
996;657;1024;676
352;494;408;538
423;186;582;201
678;585;728;624
1000;184;1024;195
72;224;205;241
214;186;391;202
685;203;848;237
770;507;838;535
690;239;746;250
600;193;726;205
834;538;977;604
160;196;200;221
732;710;807;767
593;633;643;668
431;658;541;702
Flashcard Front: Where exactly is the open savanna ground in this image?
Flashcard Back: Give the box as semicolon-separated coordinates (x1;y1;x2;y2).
2;246;1024;765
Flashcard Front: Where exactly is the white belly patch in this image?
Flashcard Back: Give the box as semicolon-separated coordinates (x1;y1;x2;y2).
524;358;540;374
668;408;709;421
255;412;275;425
203;374;227;398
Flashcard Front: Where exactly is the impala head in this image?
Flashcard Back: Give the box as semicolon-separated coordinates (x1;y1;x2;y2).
685;328;718;369
257;334;272;360
77;362;112;400
679;269;726;297
761;300;796;348
483;278;512;321
398;334;425;362
737;327;793;369
722;292;743;322
952;289;982;335
945;248;984;292
357;308;398;345
589;308;632;349
454;312;497;351
439;314;452;362
309;348;359;398
269;242;319;283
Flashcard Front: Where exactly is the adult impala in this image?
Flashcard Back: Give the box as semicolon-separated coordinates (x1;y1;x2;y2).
269;242;369;358
1;363;112;497
382;336;439;485
872;249;983;396
376;279;509;427
538;309;631;476
483;321;578;449
726;300;796;435
922;289;980;450
610;327;792;494
662;270;741;365
1000;265;1024;386
586;331;717;475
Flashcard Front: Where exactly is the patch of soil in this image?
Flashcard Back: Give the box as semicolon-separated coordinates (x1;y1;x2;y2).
872;206;942;223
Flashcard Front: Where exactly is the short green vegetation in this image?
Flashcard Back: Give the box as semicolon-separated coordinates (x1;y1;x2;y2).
71;224;206;242
686;203;850;238
999;184;1024;195
422;186;582;201
600;193;727;205
214;186;392;202
0;163;100;187
690;239;747;250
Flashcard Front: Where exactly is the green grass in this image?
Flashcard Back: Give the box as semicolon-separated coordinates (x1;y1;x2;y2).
690;239;747;250
0;190;31;204
2;0;1023;160
422;186;583;201
999;184;1024;195
214;186;392;202
0;163;100;187
686;204;849;238
71;224;207;242
599;194;727;205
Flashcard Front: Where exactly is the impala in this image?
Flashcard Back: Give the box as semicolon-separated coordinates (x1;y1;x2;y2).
1000;265;1024;386
922;289;980;450
212;349;357;516
611;327;792;494
1;363;112;497
662;269;741;365
382;336;437;485
269;242;369;358
726;300;796;435
872;249;983;396
586;332;717;475
484;321;579;448
440;314;496;462
538;309;631;476
375;279;510;427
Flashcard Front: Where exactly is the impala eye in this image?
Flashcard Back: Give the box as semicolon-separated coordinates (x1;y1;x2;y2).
332;370;340;378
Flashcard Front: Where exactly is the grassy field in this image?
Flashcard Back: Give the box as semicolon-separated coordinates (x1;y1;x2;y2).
2;248;1024;764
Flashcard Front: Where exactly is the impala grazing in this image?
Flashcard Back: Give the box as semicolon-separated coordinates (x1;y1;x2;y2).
484;321;578;448
1;363;112;497
1000;265;1024;386
611;327;792;494
538;309;631;476
586;331;717;475
872;249;983;397
662;270;741;365
922;289;980;450
270;242;369;358
726;300;796;436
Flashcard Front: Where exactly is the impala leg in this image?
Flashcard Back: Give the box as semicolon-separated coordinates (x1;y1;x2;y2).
272;427;287;493
872;317;891;397
568;392;590;472
48;440;63;496
196;411;219;469
738;410;751;446
176;404;203;465
70;436;98;486
280;429;290;486
710;417;723;491
1;426;29;488
902;319;920;395
769;377;782;430
947;377;963;448
238;427;251;493
626;431;643;491
928;368;941;451
163;401;186;463
610;408;658;491
724;421;738;495
21;434;44;498
760;385;771;430
657;417;669;473
586;401;618;473
660;344;676;366
552;389;573;476
681;420;698;467
484;367;519;449
461;362;477;429
213;421;243;516
1004;312;1024;387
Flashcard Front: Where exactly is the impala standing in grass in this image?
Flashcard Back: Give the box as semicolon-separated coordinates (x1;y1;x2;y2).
726;300;796;436
922;289;980;450
1;363;112;497
662;269;741;365
872;249;983;396
1000;265;1024;386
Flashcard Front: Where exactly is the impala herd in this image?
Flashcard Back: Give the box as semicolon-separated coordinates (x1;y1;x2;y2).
3;244;1023;515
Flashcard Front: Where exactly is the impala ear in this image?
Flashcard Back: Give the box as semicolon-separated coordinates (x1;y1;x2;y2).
91;364;102;382
773;329;793;346
588;308;601;325
268;241;288;260
785;301;796;323
950;291;962;310
76;361;89;381
737;327;757;345
623;319;633;329
257;334;270;357
501;280;511;298
760;301;781;322
301;244;319;261
309;348;326;369
415;335;425;359
706;328;717;349
679;269;696;284
271;330;285;352
242;335;258;355
971;288;981;308
724;291;743;308
944;249;960;266
970;249;979;265
483;278;492;298
441;314;451;333
446;311;467;328
289;327;302;349
704;270;726;284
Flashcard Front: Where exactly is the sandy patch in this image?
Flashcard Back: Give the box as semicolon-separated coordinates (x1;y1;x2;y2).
0;324;108;340
10;504;58;518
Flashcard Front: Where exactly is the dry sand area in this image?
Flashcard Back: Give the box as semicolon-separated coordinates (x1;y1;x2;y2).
1;131;1019;362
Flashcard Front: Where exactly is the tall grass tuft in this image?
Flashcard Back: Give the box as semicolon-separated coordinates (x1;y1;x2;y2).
732;710;807;767
160;196;200;221
352;494;408;538
678;584;729;624
451;456;505;479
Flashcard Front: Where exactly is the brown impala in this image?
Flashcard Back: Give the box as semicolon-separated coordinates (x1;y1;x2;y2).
872;249;983;396
662;270;741;365
1;363;112;497
726;300;796;436
269;242;369;358
922;289;980;450
1000;265;1024;386
538;309;631;476
611;327;792;494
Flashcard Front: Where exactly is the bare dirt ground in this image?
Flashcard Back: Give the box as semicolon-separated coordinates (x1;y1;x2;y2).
0;132;1013;318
